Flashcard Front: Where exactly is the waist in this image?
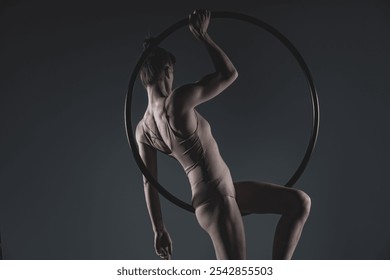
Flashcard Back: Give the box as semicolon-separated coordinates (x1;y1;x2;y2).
189;165;236;208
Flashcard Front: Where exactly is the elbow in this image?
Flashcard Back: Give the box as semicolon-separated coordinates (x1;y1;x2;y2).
227;69;238;84
144;182;158;195
221;68;238;82
143;179;153;189
231;69;238;81
228;65;238;80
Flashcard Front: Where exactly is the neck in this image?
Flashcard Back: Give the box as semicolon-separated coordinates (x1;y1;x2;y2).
146;80;171;106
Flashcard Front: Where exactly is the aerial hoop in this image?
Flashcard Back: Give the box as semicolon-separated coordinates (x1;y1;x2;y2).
125;11;320;214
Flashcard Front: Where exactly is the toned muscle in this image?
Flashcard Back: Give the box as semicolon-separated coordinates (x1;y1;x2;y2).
138;103;235;207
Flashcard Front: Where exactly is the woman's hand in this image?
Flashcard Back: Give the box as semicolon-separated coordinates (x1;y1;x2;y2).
154;229;173;260
189;9;211;39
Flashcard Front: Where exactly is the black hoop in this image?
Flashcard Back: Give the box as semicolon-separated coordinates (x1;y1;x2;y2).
125;11;320;214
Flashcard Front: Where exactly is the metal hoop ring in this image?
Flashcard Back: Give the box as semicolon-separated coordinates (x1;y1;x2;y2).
125;11;320;214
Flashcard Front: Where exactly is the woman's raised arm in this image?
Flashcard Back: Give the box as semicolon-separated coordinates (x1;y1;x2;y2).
172;9;238;111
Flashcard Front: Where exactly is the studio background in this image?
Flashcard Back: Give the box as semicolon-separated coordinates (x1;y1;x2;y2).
1;0;389;259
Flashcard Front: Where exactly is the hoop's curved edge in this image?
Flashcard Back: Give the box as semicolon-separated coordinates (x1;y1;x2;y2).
125;11;320;214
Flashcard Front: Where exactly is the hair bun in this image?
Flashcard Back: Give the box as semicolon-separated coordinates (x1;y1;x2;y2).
143;36;157;49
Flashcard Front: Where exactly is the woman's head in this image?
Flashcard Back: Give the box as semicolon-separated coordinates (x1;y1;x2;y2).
140;37;176;88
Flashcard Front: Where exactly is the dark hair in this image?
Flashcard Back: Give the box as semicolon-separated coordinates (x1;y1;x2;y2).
140;37;176;87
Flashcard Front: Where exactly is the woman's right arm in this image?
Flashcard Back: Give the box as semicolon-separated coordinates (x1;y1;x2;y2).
173;9;238;110
136;124;172;259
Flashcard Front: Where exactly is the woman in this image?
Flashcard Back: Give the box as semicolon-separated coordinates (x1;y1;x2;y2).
135;9;311;260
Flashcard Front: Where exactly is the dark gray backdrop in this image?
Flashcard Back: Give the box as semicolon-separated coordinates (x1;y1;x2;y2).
1;0;389;259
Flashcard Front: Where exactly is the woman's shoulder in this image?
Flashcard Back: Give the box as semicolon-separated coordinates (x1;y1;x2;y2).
136;112;155;143
169;84;198;111
135;119;147;143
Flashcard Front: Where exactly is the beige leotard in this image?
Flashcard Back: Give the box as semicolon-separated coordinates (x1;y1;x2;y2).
141;105;236;208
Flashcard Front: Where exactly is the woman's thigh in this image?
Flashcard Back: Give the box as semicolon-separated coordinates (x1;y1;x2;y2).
195;196;246;259
234;181;311;215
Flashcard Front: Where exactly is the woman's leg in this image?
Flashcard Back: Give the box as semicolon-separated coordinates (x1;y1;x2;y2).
234;181;311;260
195;196;246;259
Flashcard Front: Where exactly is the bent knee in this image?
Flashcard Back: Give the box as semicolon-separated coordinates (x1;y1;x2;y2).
289;190;311;219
